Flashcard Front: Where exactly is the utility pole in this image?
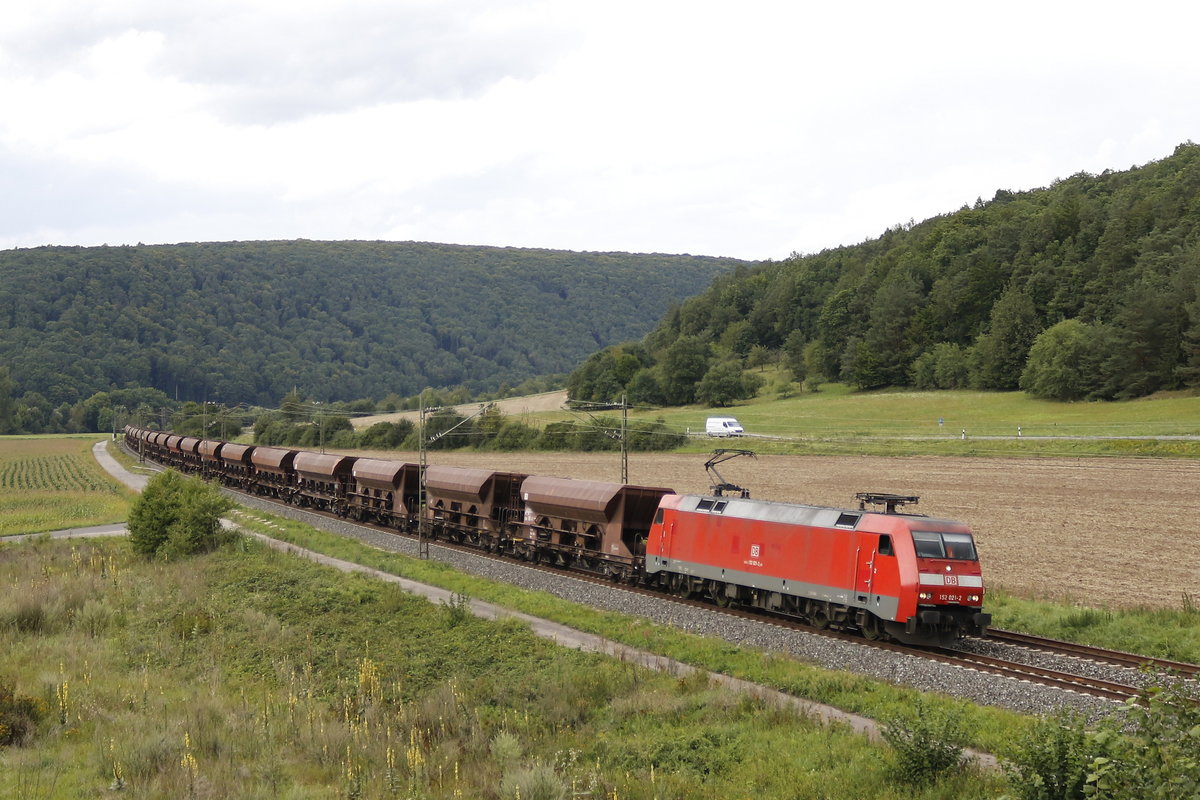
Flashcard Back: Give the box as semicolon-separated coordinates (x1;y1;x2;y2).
621;393;628;484
564;395;629;484
417;399;435;560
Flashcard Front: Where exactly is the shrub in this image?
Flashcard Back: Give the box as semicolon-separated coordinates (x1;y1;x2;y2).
880;699;966;785
499;762;567;800
1002;710;1097;800
0;681;45;746
128;470;234;559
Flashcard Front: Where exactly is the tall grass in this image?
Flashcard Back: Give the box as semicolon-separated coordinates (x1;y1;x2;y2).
0;537;1007;798
986;589;1200;663
0;437;131;536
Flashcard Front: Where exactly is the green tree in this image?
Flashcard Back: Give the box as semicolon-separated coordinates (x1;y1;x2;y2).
128;470;234;559
863;269;925;386
971;286;1042;390
625;369;664;406
781;330;808;382
1020;319;1118;400
359;420;414;449
840;337;886;390
1100;279;1186;398
0;366;15;435
696;360;757;407
911;343;970;389
659;335;712;405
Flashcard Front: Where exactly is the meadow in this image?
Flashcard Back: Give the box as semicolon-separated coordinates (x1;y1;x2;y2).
0;436;131;537
641;378;1200;458
0;535;1005;799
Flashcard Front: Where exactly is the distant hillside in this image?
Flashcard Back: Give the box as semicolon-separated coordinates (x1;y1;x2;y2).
0;240;746;405
569;143;1200;405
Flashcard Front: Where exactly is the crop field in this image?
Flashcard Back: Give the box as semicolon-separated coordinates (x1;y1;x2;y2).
0;437;130;536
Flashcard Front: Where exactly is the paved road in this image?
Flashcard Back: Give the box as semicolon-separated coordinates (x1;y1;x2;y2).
93;438;156;491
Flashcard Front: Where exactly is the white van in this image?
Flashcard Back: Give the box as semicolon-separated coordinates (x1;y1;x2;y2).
705;417;744;437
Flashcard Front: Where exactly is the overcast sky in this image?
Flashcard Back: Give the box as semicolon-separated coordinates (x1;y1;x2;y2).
2;1;1197;261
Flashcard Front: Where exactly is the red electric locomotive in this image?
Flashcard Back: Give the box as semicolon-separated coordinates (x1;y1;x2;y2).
645;491;990;645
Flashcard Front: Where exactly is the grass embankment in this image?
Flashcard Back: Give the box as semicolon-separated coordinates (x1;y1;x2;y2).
227;511;1025;748
986;590;1200;663
0;436;132;536
0;536;1007;798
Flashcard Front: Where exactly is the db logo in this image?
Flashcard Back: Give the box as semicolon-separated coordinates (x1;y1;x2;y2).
944;575;958;586
750;544;761;558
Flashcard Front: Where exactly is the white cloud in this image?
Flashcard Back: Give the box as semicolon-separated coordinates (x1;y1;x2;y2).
1;0;1199;258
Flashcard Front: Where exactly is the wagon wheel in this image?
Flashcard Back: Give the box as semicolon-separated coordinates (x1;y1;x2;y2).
711;583;732;607
811;605;831;630
860;614;882;641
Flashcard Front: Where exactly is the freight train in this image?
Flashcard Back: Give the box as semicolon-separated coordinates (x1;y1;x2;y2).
123;426;991;646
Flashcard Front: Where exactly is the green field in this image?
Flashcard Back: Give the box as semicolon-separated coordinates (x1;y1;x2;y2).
0;436;131;536
620;377;1200;457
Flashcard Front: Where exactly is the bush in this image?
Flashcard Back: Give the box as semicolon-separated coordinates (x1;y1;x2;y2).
880;700;966;785
128;470;234;559
1002;710;1098;800
1003;679;1200;799
0;680;44;746
499;762;567;800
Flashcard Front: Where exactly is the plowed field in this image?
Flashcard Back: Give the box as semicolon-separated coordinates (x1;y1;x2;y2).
360;450;1199;609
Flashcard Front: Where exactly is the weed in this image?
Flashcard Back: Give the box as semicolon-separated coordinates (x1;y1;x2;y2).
880;699;967;786
442;592;473;628
1062;607;1114;630
499;761;567;800
490;731;522;765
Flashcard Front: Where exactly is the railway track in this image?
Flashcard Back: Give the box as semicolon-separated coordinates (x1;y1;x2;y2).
982;628;1200;678
223;486;1173;705
130;445;1193;707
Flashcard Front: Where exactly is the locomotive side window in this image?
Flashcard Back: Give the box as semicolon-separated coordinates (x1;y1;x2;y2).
878;535;894;556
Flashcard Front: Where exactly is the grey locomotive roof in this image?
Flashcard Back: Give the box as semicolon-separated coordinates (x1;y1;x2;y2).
678;495;964;530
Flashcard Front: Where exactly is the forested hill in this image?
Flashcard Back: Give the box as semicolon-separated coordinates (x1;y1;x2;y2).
0;240;746;405
569;143;1200;406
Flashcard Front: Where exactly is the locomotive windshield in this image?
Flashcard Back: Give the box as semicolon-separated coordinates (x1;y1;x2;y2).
911;531;977;560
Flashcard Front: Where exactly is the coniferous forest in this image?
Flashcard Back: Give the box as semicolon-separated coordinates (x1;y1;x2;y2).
568;144;1200;406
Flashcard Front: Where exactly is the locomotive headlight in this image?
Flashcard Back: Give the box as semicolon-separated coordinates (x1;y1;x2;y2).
919;591;933;600
967;594;980;603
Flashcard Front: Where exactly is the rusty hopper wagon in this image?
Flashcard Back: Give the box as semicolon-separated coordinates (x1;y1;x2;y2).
197;439;224;479
348;459;421;527
217;443;256;488
249;446;298;498
518;476;674;580
292;452;358;512
424;466;527;548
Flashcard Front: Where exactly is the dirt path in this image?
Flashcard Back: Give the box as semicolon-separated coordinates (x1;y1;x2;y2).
348;449;1200;610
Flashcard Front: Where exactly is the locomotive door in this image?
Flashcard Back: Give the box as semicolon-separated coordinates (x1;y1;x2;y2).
658;521;674;557
854;542;876;603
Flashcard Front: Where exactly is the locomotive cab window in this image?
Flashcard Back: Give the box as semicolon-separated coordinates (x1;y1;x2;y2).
878;535;894;556
912;530;977;560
